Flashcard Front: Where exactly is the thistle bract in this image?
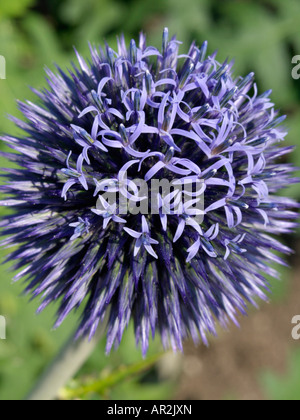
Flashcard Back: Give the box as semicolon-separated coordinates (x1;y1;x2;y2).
0;29;299;355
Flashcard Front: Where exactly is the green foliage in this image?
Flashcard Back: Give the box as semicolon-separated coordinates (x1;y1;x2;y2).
261;349;300;400
0;0;35;20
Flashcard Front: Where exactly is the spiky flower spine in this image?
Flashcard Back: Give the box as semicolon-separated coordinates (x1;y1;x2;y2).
0;29;298;355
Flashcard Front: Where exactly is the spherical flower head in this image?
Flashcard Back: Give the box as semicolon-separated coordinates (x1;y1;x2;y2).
0;29;299;356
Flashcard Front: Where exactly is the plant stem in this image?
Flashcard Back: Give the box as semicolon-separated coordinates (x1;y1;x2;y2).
61;352;165;400
26;321;106;401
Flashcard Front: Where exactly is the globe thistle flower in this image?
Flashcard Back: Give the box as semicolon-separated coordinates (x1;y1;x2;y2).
0;29;299;356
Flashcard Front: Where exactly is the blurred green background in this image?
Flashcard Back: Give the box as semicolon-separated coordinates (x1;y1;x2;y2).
0;0;300;400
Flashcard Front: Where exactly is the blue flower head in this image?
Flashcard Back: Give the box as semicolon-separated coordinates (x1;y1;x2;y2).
0;29;299;356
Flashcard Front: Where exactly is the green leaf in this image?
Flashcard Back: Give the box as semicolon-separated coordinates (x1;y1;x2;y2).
21;13;64;64
261;349;300;400
0;0;35;19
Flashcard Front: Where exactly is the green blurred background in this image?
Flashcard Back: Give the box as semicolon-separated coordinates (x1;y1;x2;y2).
0;0;300;400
